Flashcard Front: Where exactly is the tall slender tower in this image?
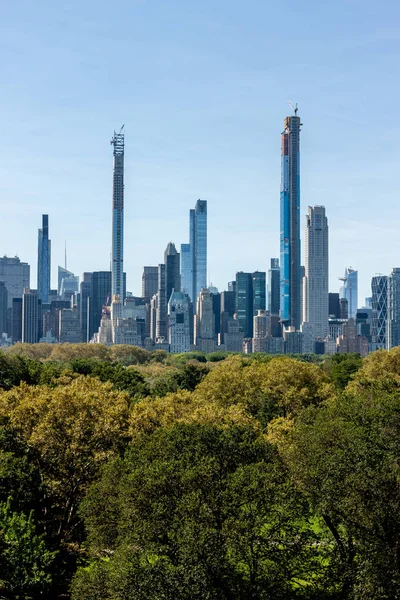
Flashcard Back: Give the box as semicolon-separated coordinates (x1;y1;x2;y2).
111;126;125;300
303;206;329;341
37;214;51;303
280;106;302;329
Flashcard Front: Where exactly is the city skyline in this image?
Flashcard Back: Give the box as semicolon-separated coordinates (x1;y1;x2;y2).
2;1;400;304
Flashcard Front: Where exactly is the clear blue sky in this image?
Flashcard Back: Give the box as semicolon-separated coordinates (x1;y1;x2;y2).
1;0;400;303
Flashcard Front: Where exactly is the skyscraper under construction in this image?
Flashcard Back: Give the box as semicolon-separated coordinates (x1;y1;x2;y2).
280;106;302;330
111;126;125;300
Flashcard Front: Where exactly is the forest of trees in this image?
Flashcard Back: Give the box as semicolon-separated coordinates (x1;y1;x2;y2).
0;343;399;599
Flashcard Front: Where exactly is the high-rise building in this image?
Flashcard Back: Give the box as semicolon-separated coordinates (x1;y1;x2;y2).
37;214;51;303
252;271;266;316
180;244;192;298
22;289;40;344
80;273;92;342
371;275;388;351
303;206;329;341
236;272;253;338
194;288;217;353
280;107;302;330
89;271;111;340
111;127;125;300
58;266;79;300
268;258;280;316
142;267;158;302
339;268;358;319
220;290;236;344
387;268;400;349
329;293;341;318
164;243;181;303
168;291;191;353
0;256;30;308
59;309;81;343
12;298;22;343
209;286;221;337
156;264;166;340
252;310;271;353
0;282;8;336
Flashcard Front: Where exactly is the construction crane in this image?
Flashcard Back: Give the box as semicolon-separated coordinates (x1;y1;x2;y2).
287;101;298;115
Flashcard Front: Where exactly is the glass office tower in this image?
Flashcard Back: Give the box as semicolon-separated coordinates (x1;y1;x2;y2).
280;108;302;329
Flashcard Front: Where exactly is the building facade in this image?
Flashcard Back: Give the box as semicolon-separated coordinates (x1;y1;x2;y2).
280;108;302;329
268;258;280;316
303;206;329;341
168;291;191;353
111;128;125;299
142;266;158;302
37;214;51;304
0;256;30;308
339;267;358;319
22;289;40;344
236;272;253;339
371;275;388;350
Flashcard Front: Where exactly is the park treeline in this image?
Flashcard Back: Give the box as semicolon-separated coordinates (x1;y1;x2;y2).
0;344;399;599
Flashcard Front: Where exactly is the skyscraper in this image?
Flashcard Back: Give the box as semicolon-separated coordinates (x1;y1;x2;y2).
280;107;302;329
193;200;207;301
194;288;217;353
156;263;166;340
387;268;400;349
168;291;191;353
0;282;8;336
111;127;124;299
268;258;280;316
252;271;266;315
22;289;40;344
303;206;329;342
142;267;158;302
371;275;388;351
80;273;92;342
0;256;30;308
236;272;253;339
339;268;358;319
89;271;111;340
37;214;51;303
180;244;192;298
164;243;181;303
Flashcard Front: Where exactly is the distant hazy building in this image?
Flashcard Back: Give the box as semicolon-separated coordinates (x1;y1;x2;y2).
59;309;81;343
0;256;30;308
252;310;271;353
89;271;111;340
181;201;207;303
80;273;92;343
156;264;167;340
252;271;266;315
236;272;253;338
22;289;40;344
111;128;125;300
268;258;280;316
283;327;303;354
301;322;315;354
168;291;191;353
165;242;181;302
194;288;217;353
142;266;158;302
58;266;79;300
180;243;192;299
303;206;329;341
387;268;400;349
0;282;8;336
223;318;243;353
37;214;51;303
337;318;368;356
329;293;340;318
371;275;388;350
339;267;358;319
280;108;302;330
12;298;22;343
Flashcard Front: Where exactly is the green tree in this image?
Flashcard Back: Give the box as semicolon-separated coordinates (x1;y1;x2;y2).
73;424;326;600
0;500;55;599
